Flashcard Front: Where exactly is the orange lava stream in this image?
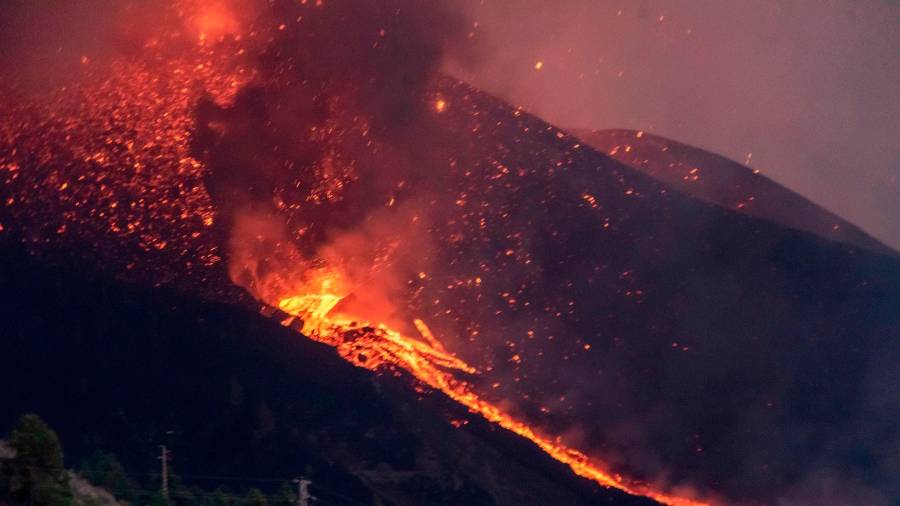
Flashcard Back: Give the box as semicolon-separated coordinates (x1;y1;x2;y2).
266;273;710;506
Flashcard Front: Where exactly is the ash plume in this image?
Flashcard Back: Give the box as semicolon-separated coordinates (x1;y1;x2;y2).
192;0;479;332
193;0;474;242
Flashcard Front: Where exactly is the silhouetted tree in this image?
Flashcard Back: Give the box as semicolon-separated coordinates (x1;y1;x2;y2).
145;491;169;506
270;482;295;506
6;414;72;506
78;450;137;501
209;486;233;506
240;488;267;506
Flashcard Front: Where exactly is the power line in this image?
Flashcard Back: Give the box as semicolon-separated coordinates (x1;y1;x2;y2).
73;482;371;506
5;459;374;505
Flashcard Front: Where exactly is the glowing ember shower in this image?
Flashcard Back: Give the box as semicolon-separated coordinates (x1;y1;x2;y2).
275;289;708;506
228;219;709;506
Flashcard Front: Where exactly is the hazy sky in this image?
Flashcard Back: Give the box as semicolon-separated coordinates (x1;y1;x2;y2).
452;0;900;250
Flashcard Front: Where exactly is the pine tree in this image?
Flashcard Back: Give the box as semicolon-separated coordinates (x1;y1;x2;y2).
240;488;267;506
7;414;73;506
209;486;233;506
78;450;137;502
270;482;296;506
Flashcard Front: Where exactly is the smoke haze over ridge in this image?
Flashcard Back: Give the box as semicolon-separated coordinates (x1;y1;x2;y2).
453;0;900;251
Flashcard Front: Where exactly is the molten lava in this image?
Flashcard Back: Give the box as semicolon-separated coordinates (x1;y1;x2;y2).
244;259;709;506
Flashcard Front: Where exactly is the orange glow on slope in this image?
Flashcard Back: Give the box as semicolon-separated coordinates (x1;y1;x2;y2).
0;39;253;287
249;266;710;506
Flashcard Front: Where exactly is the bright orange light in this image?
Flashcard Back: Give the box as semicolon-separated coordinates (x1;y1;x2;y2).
190;4;239;41
238;258;711;506
434;99;447;112
534;61;544;70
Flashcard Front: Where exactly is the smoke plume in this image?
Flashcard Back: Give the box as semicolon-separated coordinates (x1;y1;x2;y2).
192;0;476;332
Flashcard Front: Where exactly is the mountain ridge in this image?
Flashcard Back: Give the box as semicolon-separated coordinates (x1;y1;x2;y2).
571;128;895;257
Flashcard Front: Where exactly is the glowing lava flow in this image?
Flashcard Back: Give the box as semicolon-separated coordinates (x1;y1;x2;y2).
266;272;711;506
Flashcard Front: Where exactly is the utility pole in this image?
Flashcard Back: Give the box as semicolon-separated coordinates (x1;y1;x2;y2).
293;476;314;506
159;445;170;500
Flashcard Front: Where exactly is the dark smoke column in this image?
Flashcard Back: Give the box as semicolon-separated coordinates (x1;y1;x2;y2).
192;0;474;256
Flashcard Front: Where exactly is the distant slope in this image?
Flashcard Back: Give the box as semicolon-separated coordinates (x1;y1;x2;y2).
0;242;655;506
572;128;895;256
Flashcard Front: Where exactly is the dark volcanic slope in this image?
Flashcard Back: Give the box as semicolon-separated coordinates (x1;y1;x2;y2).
572;128;894;257
0;242;655;506
386;80;900;505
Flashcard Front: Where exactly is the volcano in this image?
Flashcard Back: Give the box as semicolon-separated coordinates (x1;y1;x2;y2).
2;2;900;505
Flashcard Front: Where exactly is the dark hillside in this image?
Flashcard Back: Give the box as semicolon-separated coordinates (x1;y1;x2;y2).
0;241;656;506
